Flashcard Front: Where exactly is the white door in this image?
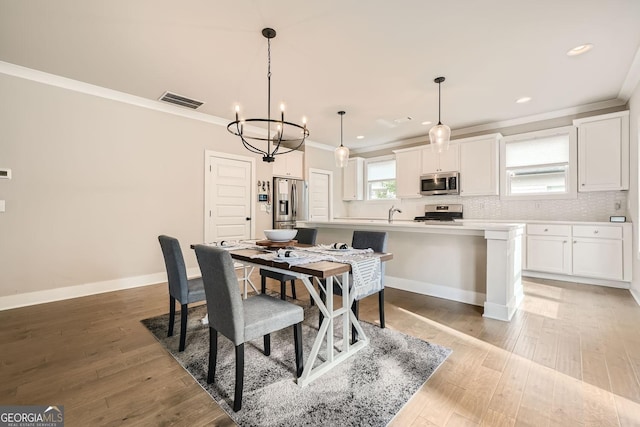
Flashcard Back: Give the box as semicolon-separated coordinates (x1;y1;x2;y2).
308;168;332;222
205;152;255;242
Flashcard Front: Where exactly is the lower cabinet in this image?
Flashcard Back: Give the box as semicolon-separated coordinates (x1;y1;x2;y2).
572;225;624;280
526;225;572;275
525;222;630;283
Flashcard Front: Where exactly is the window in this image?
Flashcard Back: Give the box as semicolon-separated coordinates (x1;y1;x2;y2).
366;156;396;200
500;126;577;200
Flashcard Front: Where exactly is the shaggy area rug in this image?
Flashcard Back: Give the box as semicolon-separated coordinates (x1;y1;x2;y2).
141;303;451;427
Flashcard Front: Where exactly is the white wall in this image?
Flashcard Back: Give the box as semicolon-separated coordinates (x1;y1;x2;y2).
0;72;275;303
628;81;640;304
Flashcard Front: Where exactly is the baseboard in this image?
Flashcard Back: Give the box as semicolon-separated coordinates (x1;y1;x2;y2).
0;268;201;311
631;288;640;307
386;275;485;307
523;271;630;289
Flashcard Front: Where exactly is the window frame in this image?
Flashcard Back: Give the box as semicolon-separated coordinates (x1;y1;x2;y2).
364;154;397;201
499;126;577;200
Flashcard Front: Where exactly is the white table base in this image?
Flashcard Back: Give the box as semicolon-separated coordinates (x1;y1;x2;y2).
235;261;368;387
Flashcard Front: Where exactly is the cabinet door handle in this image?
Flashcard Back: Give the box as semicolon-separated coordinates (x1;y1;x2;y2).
581;183;585;186
573;240;577;244
544;228;548;232
594;230;599;234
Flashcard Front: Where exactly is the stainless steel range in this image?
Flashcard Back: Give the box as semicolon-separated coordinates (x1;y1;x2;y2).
414;204;463;223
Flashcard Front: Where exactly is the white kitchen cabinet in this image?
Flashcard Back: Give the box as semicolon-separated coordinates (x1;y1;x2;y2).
524;222;631;284
574;111;629;192
421;143;459;174
458;134;501;196
526;224;572;275
393;147;422;198
572;225;623;280
343;157;364;201
272;149;304;179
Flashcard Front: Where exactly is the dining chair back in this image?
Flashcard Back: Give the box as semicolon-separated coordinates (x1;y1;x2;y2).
158;235;206;352
319;230;388;342
194;244;304;412
260;227;318;300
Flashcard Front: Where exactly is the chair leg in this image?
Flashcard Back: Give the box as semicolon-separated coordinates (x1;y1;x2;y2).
318;287;326;329
261;275;267;294
233;343;245;412
290;280;297;299
378;289;386;329
293;322;303;377
179;304;188;352
168;296;176;337
280;281;286;300
207;328;218;384
351;300;359;345
263;333;271;356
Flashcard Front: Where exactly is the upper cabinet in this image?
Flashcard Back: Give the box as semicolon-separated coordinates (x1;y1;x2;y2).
393;147;422;198
343;157;364;201
574;111;629;192
459;134;501;197
272;149;304;179
421;143;459;174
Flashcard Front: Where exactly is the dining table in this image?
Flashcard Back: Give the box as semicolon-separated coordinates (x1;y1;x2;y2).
194;241;392;387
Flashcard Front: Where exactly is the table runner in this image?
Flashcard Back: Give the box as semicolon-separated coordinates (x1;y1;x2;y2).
249;246;381;299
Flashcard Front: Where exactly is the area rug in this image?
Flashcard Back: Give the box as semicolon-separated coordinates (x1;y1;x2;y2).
141;303;451;427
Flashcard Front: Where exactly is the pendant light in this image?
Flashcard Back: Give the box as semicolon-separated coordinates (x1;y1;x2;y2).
227;28;309;163
428;76;451;153
334;111;350;168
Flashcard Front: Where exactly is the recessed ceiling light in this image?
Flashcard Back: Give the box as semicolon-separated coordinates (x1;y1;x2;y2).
356;135;364;139
567;43;593;56
516;97;532;104
421;121;432;126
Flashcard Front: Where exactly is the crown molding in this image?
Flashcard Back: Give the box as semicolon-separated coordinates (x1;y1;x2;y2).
619;45;640;100
352;98;627;154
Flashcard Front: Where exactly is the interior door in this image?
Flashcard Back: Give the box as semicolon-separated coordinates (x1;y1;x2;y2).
205;153;253;242
308;168;332;221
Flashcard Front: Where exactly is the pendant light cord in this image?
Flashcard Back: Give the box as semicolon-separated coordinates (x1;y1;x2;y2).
340;113;343;147
437;80;442;125
267;37;272;152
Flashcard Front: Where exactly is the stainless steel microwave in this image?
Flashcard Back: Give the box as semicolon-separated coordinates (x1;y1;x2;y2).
420;171;459;196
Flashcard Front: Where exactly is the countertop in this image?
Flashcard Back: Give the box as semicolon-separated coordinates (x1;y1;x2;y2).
299;218;525;235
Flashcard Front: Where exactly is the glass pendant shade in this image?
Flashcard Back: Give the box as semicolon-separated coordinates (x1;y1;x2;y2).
429;123;451;154
335;145;350;168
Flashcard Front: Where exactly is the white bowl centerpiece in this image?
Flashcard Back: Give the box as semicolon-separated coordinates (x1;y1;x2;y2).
263;229;298;242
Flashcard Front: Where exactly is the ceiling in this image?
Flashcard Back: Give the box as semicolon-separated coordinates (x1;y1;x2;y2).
1;1;639;152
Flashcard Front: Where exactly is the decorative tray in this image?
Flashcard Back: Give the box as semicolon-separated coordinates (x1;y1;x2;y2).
255;239;297;249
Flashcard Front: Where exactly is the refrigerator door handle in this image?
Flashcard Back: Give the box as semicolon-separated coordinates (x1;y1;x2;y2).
292;182;297;219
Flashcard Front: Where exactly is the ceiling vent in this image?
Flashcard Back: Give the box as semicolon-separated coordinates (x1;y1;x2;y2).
158;91;204;109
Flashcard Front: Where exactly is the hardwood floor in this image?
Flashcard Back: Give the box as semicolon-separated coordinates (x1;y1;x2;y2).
1;275;639;426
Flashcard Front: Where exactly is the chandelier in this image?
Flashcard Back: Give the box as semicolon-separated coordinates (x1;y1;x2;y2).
428;76;451;153
334;111;349;167
227;28;309;163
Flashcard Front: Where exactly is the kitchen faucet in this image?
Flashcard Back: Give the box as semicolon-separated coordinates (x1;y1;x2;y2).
388;205;402;223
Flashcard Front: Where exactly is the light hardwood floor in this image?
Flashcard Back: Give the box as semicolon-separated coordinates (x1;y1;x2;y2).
1;275;639;426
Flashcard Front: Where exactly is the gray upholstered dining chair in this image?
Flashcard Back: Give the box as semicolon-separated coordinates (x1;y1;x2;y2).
194;244;304;412
158;235;206;352
260;227;318;300
319;230;388;343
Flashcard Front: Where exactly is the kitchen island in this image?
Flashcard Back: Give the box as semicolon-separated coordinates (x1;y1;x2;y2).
298;219;525;321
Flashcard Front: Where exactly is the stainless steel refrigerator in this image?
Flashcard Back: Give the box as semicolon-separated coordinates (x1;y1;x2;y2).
273;177;308;229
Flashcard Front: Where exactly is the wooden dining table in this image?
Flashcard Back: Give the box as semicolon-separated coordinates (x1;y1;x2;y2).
220;245;393;387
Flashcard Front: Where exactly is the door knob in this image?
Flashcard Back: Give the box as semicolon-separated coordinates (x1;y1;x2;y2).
245;217;251;221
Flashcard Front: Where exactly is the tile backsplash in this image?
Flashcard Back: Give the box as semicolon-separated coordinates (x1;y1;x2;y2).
345;191;628;222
